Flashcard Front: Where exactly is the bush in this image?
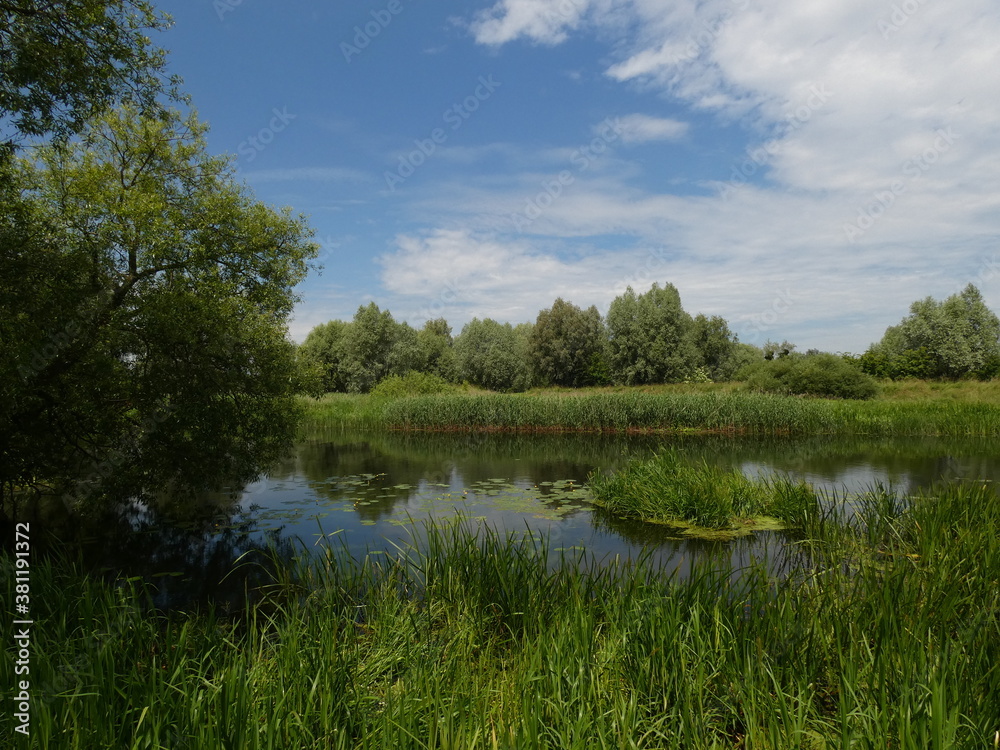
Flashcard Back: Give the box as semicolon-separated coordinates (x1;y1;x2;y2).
369;371;453;399
742;353;878;399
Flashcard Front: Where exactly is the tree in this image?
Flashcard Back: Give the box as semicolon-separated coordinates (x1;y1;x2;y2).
333;304;422;393
691;314;741;381
1;107;317;509
299;320;351;393
454;318;532;392
416;318;458;382
762;340;797;361
0;0;176;146
606;283;698;384
863;284;1000;379
529;298;606;387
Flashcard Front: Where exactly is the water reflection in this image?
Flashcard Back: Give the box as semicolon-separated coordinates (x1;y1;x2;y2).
242;428;999;563
12;428;997;610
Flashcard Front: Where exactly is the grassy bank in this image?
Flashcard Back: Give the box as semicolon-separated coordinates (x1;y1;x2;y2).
588;449;818;534
5;481;999;748
301;384;1000;437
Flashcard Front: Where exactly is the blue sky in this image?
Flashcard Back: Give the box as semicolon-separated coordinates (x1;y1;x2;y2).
156;0;1000;353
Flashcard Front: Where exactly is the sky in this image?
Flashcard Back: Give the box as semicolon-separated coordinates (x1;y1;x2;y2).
154;0;1000;353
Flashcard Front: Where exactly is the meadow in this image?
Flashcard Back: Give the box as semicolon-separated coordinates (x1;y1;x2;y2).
5;479;998;748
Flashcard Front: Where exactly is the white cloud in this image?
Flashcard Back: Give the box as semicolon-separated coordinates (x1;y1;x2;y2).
615;114;689;143
470;0;595;45
282;0;1000;351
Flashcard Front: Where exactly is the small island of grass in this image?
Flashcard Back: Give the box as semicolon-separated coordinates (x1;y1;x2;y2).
588;449;819;538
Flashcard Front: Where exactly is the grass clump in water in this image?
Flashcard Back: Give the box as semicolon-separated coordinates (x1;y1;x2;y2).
588;449;818;534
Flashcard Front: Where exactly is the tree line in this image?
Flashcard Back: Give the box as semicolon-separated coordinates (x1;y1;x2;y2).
300;282;1000;394
300;283;772;394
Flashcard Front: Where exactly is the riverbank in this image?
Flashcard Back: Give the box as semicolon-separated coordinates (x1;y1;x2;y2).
299;380;1000;437
6;480;998;748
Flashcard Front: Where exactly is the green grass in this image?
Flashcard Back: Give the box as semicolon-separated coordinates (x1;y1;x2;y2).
588;448;818;534
366;391;1000;436
5;480;1000;748
300;381;1000;437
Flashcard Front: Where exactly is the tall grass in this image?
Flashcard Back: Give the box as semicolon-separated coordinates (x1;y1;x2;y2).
370;391;1000;436
5;481;999;748
588;448;818;531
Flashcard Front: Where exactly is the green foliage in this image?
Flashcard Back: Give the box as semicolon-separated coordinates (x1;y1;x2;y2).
0;1;177;145
300;305;426;394
11;481;1000;747
762;339;797;360
0;107;316;507
298;320;351;393
529;298;607;387
369;371;453;399
742;353;878;399
691;313;742;381
416;318;459;382
857;345;937;380
863;284;1000;379
589;449;818;530
606;283;698;384
454;318;532;392
340;303;412;393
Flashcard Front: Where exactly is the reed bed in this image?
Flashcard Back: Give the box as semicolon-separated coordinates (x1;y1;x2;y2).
372;392;1000;437
5;481;999;748
588;449;818;531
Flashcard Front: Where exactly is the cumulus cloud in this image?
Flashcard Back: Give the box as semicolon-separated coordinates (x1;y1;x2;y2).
469;0;588;45
443;0;1000;350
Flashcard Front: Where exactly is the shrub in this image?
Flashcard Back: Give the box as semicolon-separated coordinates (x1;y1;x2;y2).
742;353;878;399
369;371;453;399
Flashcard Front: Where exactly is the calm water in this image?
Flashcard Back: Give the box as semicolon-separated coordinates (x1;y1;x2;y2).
240;429;998;562
23;428;1000;609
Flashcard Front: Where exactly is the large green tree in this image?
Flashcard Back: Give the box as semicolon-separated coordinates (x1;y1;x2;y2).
529;298;606;387
337;304;421;393
299;320;351;394
691;314;741;381
454;318;532;392
1;108;317;509
606;283;698;384
861;284;1000;379
416;318;458;382
1;0;176;146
